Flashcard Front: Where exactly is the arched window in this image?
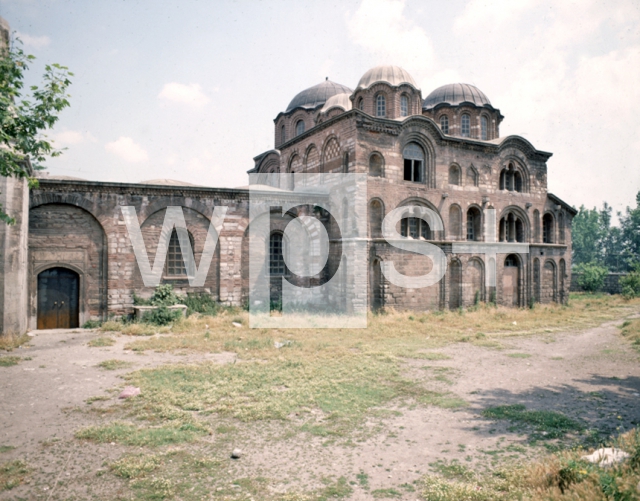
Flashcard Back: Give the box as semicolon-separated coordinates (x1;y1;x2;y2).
281;124;286;144
166;229;195;277
481;116;488;140
461;114;470;137
467;207;482;241
343;151;349;173
403;143;424;182
369;199;384;238
376;94;386;117
448;165;461;185
400;95;409;117
369;153;384;177
505;254;518;267
543;213;554;243
295;120;305;137
269;232;286;276
499;212;526;243
500;164;524;192
357;97;364;111
400;217;430;240
440;115;449;134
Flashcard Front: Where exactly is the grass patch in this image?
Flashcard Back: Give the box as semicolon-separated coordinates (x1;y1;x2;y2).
88;336;116;347
482;404;584;439
0;460;29;491
371;487;402;498
0;333;30;351
75;421;205;447
0;356;21;367
124;353;459;437
620;318;640;352
0;446;14;454
110;453;163;479
97;359;133;371
506;352;532;359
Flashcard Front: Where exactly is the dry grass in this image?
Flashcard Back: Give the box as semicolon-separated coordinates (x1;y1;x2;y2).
620;317;640;352
0;333;30;352
419;426;640;501
122;294;640;359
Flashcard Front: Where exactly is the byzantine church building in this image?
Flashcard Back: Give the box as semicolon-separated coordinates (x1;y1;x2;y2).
0;62;575;334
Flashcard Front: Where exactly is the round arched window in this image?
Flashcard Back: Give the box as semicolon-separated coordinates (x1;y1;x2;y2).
400;95;409;117
295;120;305;136
403;143;424;183
440;115;449;134
461;114;470;137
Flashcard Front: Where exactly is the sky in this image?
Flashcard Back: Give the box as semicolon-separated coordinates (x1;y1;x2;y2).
1;0;639;216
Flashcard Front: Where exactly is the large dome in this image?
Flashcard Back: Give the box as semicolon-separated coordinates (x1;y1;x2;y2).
423;83;491;109
356;65;419;90
286;79;353;112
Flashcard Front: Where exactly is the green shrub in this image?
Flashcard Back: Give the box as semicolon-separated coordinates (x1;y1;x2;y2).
132;292;151;306
574;262;608;292
142;306;182;326
82;319;102;329
620;262;640;299
149;284;180;307
181;292;220;316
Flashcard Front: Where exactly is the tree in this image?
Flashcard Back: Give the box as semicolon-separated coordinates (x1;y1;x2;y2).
0;38;72;223
620;191;640;268
571;205;604;265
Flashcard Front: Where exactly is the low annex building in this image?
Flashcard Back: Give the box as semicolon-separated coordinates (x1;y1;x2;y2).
0;64;575;334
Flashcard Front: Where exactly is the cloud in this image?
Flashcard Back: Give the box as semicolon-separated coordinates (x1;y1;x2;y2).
454;0;536;33
347;0;436;80
50;129;97;147
105;137;149;163
158;82;210;107
15;31;51;49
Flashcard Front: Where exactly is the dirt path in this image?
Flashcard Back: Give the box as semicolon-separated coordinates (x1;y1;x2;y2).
1;318;639;500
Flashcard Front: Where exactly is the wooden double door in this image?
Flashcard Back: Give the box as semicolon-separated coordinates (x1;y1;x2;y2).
37;267;79;329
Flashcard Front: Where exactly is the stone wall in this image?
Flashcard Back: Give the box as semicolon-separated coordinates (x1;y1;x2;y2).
570;272;625;295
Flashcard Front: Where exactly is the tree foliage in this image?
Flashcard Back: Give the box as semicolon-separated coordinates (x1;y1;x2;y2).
0;38;72;223
572;192;640;272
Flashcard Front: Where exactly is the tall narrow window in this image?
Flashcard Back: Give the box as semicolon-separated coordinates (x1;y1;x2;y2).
281;124;286;144
400;217;430;239
269;232;286;276
400;95;408;117
481;116;488;140
449;165;460;185
403;142;424;182
376;94;386;117
461;114;470;137
165;229;194;277
440;115;449;134
543;213;554;244
369;153;384;177
295;120;305;136
357;97;364;111
467;207;482;241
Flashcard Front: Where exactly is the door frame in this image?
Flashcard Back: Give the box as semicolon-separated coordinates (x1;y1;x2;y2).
33;263;86;329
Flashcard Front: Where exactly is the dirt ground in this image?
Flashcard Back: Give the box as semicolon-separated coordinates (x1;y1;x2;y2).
1;316;639;500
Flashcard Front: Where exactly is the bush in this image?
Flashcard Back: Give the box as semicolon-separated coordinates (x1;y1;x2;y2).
82;319;102;329
142;306;182;326
181;293;220;316
574;262;608;292
620;262;640;299
149;284;180;306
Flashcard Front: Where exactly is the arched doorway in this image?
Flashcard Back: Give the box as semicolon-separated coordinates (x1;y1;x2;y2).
37;267;79;329
503;254;520;307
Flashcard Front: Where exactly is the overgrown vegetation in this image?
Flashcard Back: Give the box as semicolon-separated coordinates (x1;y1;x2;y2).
0;356;21;367
620;318;640;352
141;305;183;326
0;333;30;351
482;404;584;440
621;262;640;299
574;262;608;292
420;426;640;501
97;359;133;371
0;460;29;491
87;336;116;347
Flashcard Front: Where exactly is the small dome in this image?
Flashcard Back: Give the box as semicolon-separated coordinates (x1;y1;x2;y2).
356;65;419;90
320;93;352;113
286;79;353;112
423;83;491;109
